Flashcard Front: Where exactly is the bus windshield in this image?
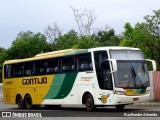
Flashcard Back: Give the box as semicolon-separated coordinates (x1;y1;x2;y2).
114;61;149;88
110;50;149;88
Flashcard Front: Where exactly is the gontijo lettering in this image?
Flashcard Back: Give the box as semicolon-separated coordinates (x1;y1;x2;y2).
22;77;47;85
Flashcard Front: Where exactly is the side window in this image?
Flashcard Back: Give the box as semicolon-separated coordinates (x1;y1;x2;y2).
24;62;34;76
46;59;59;74
78;53;93;71
94;51;108;69
94;51;113;90
36;60;47;75
11;63;24;77
61;56;75;72
4;65;11;78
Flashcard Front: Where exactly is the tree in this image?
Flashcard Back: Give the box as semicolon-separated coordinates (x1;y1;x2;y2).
70;6;97;36
0;47;7;83
44;22;62;45
121;9;160;70
7;31;53;59
143;10;160;39
120;23;136;47
73;35;100;49
93;28;122;46
0;47;7;64
55;30;79;50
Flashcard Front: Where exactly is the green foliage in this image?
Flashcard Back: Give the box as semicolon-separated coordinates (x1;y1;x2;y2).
121;9;160;70
0;47;7;64
0;28;123;64
7;31;53;60
73;36;100;49
0;47;6;83
94;29;121;46
54;30;79;50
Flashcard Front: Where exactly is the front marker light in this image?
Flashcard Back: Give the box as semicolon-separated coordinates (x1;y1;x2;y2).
114;90;126;95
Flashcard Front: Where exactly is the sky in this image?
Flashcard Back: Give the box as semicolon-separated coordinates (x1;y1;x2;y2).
0;0;160;49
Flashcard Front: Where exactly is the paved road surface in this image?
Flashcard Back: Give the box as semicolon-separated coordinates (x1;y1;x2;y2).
0;102;160;118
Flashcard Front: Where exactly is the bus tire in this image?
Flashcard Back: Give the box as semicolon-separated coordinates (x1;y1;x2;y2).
85;94;96;112
24;94;32;109
17;99;25;109
115;105;125;111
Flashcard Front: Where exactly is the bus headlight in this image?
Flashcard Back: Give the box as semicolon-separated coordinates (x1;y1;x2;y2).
114;90;125;95
145;90;150;94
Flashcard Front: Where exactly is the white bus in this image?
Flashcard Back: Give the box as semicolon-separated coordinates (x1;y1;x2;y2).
2;47;156;111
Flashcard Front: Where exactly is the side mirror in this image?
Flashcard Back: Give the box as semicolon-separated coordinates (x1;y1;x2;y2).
108;59;117;73
145;59;156;71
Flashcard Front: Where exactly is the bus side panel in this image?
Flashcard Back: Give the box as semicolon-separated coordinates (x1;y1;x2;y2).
63;85;78;104
35;75;56;105
3;88;16;104
3;75;55;105
3;79;17;104
18;87;37;104
41;72;96;105
76;72;96;105
38;86;63;105
42;73;78;105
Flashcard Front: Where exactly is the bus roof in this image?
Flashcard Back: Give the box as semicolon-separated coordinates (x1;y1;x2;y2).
89;46;140;51
4;47;140;64
3;49;87;64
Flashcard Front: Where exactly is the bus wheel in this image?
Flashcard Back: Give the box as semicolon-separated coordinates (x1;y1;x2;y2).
24;94;32;109
17;99;25;109
85;94;96;112
115;105;125;111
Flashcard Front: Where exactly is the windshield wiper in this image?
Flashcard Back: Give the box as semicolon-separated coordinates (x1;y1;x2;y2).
131;63;145;88
131;65;136;87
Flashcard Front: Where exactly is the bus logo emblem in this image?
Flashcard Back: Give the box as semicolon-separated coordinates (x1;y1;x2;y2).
101;95;108;103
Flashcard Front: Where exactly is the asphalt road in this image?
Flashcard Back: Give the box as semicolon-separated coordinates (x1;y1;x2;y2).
0;102;160;118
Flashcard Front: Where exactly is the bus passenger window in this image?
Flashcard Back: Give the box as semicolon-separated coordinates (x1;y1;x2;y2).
62;56;75;72
4;65;11;78
78;53;92;71
25;70;32;76
46;59;59;74
36;60;47;75
11;64;23;77
46;68;55;73
80;63;92;70
39;68;45;74
24;62;34;76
